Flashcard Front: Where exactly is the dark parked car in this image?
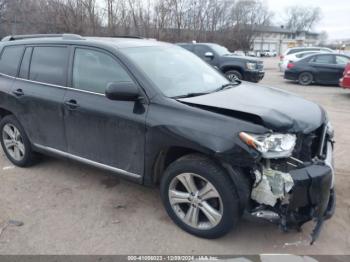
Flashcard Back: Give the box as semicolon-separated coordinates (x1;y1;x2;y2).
284;53;350;85
177;43;264;82
0;34;335;241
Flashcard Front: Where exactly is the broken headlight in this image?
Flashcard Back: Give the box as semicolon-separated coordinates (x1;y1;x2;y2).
240;132;296;158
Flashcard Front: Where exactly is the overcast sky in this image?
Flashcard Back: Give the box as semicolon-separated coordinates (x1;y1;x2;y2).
267;0;350;40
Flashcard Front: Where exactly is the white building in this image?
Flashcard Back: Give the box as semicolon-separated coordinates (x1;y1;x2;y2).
252;26;320;55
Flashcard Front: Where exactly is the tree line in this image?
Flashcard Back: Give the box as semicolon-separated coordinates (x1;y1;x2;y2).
0;0;322;51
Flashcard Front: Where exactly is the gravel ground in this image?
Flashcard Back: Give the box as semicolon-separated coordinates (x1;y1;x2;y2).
0;57;349;255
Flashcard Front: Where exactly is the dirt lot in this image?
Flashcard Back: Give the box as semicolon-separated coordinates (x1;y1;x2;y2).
0;57;349;255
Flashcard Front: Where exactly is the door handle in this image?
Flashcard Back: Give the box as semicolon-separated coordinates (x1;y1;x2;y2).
12;89;24;97
64;99;79;110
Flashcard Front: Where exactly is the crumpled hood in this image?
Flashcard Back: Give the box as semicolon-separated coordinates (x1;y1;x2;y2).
179;83;326;134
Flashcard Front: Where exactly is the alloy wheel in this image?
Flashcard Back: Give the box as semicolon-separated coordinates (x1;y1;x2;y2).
168;173;223;230
226;73;239;81
2;123;25;161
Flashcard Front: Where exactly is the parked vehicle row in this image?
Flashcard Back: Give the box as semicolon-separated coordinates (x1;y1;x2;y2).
279;46;334;72
0;34;335;241
177;42;265;83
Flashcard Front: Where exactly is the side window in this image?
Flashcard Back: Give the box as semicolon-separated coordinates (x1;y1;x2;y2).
194;45;212;57
72;48;133;94
19;47;33;79
180;44;193;52
335;56;350;65
311;55;334;64
0;46;24;76
29;46;68;86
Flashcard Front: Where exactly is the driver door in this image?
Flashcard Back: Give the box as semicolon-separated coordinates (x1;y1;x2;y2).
63;47;147;177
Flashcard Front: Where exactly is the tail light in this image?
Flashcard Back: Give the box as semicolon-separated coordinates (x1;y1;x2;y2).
287;62;295;69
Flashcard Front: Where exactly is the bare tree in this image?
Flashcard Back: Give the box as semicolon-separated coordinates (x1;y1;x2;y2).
284;6;322;32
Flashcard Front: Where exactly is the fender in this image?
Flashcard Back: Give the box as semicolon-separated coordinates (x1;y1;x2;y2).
142;97;267;185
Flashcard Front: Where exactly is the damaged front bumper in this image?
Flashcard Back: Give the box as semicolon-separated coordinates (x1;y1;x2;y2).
250;141;335;244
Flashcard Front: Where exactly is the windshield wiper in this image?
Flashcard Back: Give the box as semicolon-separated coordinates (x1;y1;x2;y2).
172;81;241;99
213;81;241;92
172;92;211;99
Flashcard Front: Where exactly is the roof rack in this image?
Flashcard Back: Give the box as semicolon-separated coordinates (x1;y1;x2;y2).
1;34;84;41
110;35;143;39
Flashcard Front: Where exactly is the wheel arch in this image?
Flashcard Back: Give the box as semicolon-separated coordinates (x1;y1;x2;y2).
221;65;244;76
151;146;200;185
0;108;13;120
150;146;252;212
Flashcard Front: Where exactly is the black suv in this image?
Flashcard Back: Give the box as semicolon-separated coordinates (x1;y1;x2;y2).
177;43;265;82
0;34;335;241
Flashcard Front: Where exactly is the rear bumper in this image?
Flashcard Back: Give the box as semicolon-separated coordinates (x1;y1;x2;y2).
340;77;350;89
244;70;265;82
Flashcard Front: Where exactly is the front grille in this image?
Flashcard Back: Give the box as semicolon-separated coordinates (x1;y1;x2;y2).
256;62;264;71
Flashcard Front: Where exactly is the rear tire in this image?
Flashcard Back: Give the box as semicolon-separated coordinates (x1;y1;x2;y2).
0;115;36;167
298;72;313;86
225;70;243;81
160;154;241;239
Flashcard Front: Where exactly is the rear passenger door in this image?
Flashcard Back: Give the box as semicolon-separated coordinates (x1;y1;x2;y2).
309;54;338;84
11;46;69;151
63;47;146;178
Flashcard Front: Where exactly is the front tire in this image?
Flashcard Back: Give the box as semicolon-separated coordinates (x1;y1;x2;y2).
298;72;313;86
0;115;36;167
225;70;243;81
160;154;240;239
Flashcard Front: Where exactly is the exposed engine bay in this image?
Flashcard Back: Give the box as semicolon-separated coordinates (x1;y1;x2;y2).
247;125;335;245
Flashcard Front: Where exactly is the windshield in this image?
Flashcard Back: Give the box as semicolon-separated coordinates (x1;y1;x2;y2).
122;45;230;98
209;44;231;56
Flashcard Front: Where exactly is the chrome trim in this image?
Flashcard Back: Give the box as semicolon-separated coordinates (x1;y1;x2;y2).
318;123;327;157
324;141;334;188
34;143;142;179
0;72;105;97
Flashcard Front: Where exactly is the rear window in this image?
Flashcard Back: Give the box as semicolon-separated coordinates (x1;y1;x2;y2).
0;46;24;76
288;48;319;55
29;46;68;86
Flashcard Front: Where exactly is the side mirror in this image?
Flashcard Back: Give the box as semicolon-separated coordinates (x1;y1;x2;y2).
204;52;214;59
105;82;140;101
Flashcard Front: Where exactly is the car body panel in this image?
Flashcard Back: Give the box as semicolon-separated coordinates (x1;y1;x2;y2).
178;83;326;134
340;63;350;88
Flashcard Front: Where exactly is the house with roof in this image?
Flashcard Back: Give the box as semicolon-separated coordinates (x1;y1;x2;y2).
252;25;320;55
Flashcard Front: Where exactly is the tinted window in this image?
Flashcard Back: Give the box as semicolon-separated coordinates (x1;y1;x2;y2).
335;56;350;65
288;48;319;55
311;55;334;64
0;46;24;76
19;47;33;79
29;47;68;86
73;48;132;94
194;45;212;58
179;44;193;52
